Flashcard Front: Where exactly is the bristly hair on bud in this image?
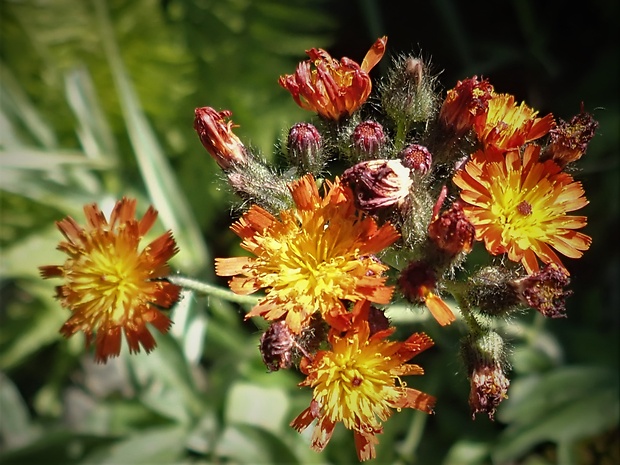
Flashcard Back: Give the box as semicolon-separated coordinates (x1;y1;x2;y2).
379;54;441;140
348;120;388;162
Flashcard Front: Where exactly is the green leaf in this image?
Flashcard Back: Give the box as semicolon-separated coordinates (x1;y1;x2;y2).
224;382;290;434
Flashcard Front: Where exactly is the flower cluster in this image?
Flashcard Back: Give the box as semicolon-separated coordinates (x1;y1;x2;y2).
40;36;597;462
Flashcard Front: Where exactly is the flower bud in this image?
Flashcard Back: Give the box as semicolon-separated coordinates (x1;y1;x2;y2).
399;144;433;176
286;122;324;174
542;106;598;168
350;120;387;161
380;56;439;127
194;107;248;170
260;320;296;372
461;331;509;420
342;159;412;212
467;266;521;316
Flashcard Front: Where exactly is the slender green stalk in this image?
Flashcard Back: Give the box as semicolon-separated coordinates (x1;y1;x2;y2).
444;279;483;333
168;275;260;306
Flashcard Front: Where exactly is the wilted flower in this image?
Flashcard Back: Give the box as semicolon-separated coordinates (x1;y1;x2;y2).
473;93;555;151
543;106;599;168
428;200;475;258
194;107;248;170
439;76;494;138
453;144;591;274
39;198;180;363
291;300;435;461
342;159;412;212
511;263;572;318
398;260;456;326
215;174;400;333
461;331;509;420
278;37;387;120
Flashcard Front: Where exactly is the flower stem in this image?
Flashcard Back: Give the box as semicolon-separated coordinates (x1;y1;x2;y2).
168;275;260;306
445;279;483;333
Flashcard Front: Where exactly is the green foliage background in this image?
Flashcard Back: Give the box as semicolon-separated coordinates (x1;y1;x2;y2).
1;1;618;464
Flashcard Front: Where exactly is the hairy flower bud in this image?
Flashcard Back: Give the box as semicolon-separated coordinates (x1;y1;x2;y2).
342;159;412;212
399;144;433;176
467;267;521;316
461;331;509;420
287;122;324;174
542;106;599;168
194;107;248;170
380;55;439;127
350;120;387;161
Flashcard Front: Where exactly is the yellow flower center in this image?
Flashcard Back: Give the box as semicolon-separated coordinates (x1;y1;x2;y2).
312;331;403;431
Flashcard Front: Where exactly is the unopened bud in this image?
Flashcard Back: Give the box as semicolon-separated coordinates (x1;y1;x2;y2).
399;144;433;175
259;320;296;372
461;331;509;420
194;107;248;170
380;55;439;126
286;122;324;174
350;120;387;161
342;159;412;212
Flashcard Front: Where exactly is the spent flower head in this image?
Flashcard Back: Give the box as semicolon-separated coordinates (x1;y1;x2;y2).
39;198;180;363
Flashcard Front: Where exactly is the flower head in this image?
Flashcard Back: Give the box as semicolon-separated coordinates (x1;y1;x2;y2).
39;198;180;363
511;263;572;318
473;93;555;151
291;300;435;461
453;144;592;274
215;174;400;333
350;120;387;161
399;144;433;176
279;37;387;120
194;106;248;170
439;76;495;138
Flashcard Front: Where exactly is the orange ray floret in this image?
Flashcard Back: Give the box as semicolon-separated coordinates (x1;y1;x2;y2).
279;37;387;121
473;93;555;151
215;174;400;333
290;300;435;462
39;198;180;363
453;144;591;274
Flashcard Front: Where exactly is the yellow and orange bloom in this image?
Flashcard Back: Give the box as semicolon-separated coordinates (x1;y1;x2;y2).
39;198;181;363
473;93;555;152
215;174;400;333
278;36;387;121
291;300;436;461
398;260;456;326
453;144;591;274
194;106;248;170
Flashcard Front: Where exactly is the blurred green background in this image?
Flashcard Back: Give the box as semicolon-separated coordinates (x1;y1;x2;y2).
1;1;618;464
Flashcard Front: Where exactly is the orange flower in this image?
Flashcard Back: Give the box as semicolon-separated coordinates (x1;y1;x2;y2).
215;174;399;333
39;198;180;363
194;106;248;170
473;93;555;151
291;300;435;461
278;37;387;120
453;144;591;274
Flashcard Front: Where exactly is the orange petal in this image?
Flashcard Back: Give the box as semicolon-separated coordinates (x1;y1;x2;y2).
361;36;387;73
425;293;456;326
